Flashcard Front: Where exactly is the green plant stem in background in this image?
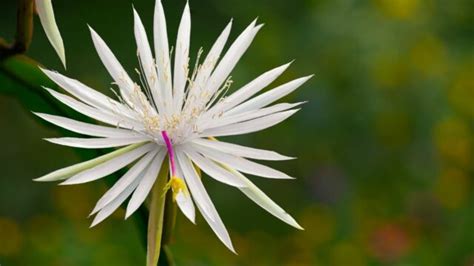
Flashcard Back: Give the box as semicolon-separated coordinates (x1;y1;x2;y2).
162;191;178;246
147;163;170;266
0;0;34;58
159;190;178;266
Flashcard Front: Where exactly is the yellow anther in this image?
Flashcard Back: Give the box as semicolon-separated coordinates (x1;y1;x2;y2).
164;175;187;201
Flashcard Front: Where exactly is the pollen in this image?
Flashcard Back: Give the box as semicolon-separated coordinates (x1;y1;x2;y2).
164;175;188;201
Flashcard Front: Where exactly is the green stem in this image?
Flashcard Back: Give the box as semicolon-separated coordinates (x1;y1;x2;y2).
162;191;178;245
147;163;170;266
158;190;178;266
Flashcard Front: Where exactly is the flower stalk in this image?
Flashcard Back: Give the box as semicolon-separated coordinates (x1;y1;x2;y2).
147;162;169;266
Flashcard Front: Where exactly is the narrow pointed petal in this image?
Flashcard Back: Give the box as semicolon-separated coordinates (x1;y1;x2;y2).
45;136;147;149
35;0;66;68
226;75;313;115
153;0;173;109
40;69;135;118
174;161;196;223
201;109;299;137
61;143;155;185
91;177;141;227
185;20;232;111
205;21;262;97
175;191;196;223
176;151;235;252
175;151;215;222
202;102;303;130
206;62;292;118
192;143;293;179
126;149;167;218
173;2;191;111
194;20;232;87
92;150;158;213
34;143;146;182
228;167;303;230
192;138;294;161
183;147;247;187
34;113;138;138
45;88;143;130
89;26;137;106
133;8;164;113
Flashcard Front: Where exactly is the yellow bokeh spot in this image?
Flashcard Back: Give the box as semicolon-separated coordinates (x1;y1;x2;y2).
26;215;62;254
410;35;447;77
373;0;420;20
0;217;22;256
433;117;472;167
298;205;335;246
330;241;366;266
434;168;470;209
448;63;474;118
371;55;410;90
53;185;97;220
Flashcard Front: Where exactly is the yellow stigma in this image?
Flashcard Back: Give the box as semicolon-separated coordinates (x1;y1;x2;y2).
164;175;188;201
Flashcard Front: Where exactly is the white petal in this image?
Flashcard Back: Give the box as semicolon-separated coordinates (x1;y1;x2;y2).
35;0;66;68
34;143;147;182
61;143;155;185
176;151;235;252
182;147;247;187
45;88;143;130
226;75;313;115
192;143;293;179
40;69;135;118
205;62;292;118
175;191;196;223
125;149;167;218
200;109;299;137
202;102;303;130
153;0;172;107
175;150;215;222
229;167;303;230
184;20;232;111
133;8;165;114
174;161;196;223
92;149;158;214
34;113;138;138
45;136;147;149
89;26;135;102
91;177;141;227
173;2;191;111
194;20;232;88
205;21;262;97
192;138;293;161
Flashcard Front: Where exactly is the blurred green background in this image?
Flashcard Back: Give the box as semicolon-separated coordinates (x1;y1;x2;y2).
1;0;473;265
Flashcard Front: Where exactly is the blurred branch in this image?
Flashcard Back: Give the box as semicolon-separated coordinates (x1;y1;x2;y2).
0;0;35;58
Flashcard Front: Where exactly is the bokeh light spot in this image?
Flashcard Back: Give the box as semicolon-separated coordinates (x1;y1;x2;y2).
0;217;23;256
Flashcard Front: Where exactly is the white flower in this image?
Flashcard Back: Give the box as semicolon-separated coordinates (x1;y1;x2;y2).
34;0;311;252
